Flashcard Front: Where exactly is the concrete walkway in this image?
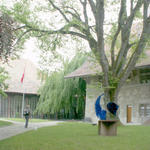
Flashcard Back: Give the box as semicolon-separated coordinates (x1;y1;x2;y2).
0;119;62;141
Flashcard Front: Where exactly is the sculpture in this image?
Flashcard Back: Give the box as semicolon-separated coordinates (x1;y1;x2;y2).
95;94;119;120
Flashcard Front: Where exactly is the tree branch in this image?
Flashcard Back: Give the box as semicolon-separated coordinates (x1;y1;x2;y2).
126;0;143;28
95;0;110;101
12;29;32;47
117;0;150;90
111;26;121;70
26;23;89;41
111;0;127;72
48;0;70;22
32;28;88;40
80;0;89;28
143;0;149;21
114;0;143;76
88;0;96;19
65;8;94;33
110;0;128;70
13;25;27;31
48;0;93;44
87;36;98;58
130;0;134;13
65;6;81;20
65;9;82;22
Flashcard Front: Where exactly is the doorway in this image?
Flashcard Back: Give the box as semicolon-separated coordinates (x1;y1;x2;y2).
127;105;132;123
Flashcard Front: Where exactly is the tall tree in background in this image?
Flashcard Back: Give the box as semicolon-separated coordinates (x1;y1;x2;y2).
1;0;150;118
0;13;16;62
0;13;16;96
0;67;8;97
36;53;86;119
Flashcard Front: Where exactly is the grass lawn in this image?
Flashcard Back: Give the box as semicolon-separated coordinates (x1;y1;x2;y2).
0;122;149;150
3;118;50;123
0;120;12;127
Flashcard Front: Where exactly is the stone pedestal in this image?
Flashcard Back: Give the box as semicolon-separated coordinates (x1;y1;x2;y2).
98;120;118;136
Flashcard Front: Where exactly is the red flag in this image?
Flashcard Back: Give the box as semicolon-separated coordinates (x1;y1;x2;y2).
21;68;25;83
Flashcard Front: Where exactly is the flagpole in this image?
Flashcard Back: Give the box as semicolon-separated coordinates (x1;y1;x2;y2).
22;92;25;118
21;65;26;118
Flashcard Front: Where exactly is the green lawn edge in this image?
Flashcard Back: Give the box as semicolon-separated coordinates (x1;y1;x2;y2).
0;122;150;150
2;118;51;123
0;120;13;127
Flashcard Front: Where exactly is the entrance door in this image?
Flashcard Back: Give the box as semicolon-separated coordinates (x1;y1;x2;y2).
127;105;132;123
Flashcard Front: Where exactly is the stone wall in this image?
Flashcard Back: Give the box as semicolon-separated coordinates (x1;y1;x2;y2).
118;83;150;124
84;76;103;124
84;76;150;124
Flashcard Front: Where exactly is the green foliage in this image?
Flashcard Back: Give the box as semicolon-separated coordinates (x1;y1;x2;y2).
36;53;87;119
1;1;50;51
0;0;86;57
0;67;8;97
1;0;149;108
135;10;143;19
0;13;17;62
108;71;119;89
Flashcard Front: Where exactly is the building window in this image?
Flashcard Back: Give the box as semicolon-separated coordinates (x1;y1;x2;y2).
139;104;150;117
140;68;150;84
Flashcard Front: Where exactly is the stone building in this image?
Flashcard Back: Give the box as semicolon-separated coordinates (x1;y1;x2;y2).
65;52;150;125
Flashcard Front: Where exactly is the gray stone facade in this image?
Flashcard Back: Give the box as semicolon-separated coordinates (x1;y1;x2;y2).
84;76;104;124
119;83;150;124
84;76;150;125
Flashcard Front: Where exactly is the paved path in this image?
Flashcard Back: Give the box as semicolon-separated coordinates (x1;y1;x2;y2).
0;119;62;141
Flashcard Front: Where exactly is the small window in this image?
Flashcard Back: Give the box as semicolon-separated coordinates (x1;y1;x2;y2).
140;68;150;84
139;104;145;116
139;104;150;117
145;105;150;116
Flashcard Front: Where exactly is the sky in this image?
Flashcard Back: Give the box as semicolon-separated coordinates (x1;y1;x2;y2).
15;0;115;69
1;0;149;70
0;0;42;67
20;39;41;67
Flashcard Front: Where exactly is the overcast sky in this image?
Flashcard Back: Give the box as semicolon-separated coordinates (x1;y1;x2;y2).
2;0;149;70
20;40;41;67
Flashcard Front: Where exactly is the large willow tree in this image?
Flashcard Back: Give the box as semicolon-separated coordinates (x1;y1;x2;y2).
1;0;150;119
36;53;86;119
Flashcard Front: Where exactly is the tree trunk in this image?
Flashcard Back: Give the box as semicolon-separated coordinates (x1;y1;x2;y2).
98;88;119;136
103;88;120;120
